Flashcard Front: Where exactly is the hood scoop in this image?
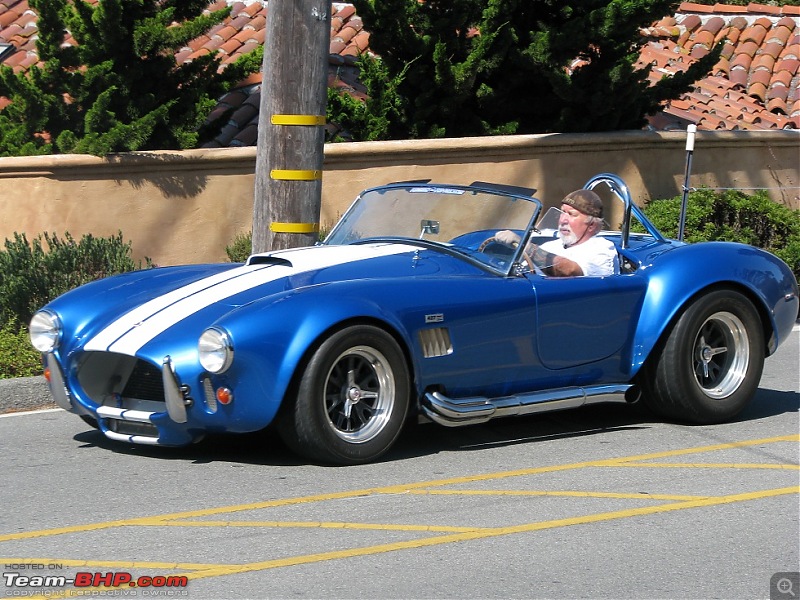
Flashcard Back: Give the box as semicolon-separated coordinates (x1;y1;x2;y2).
246;255;293;268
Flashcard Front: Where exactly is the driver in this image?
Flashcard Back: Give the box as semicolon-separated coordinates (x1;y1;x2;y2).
496;189;619;277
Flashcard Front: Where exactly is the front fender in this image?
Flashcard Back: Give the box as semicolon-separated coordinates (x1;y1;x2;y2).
210;281;415;425
629;242;798;375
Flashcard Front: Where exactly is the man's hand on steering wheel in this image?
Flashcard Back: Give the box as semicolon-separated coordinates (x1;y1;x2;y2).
494;230;521;247
480;231;534;272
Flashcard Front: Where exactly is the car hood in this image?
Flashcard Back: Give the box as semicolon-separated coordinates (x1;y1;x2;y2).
50;243;433;358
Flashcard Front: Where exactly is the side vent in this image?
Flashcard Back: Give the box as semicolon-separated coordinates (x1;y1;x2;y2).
203;377;218;413
419;327;453;358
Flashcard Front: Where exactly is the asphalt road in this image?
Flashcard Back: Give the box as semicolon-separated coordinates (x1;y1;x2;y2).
0;327;798;600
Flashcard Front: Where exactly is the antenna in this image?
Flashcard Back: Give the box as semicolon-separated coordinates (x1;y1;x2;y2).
678;124;696;242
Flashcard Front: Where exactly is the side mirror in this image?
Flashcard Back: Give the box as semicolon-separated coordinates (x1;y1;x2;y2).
420;220;440;237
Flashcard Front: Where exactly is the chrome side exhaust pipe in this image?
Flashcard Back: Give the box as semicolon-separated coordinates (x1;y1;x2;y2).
421;384;640;427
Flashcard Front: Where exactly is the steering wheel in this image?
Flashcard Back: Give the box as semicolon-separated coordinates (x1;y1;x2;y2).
477;236;534;272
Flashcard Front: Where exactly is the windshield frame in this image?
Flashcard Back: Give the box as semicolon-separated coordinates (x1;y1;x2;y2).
323;181;543;277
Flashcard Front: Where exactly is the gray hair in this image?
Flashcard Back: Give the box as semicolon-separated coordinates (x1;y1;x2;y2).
586;215;604;232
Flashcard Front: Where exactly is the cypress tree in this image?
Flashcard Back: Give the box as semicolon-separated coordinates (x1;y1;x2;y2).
0;0;260;156
345;0;721;139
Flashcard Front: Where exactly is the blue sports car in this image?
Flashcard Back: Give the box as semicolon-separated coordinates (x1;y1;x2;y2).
29;174;798;464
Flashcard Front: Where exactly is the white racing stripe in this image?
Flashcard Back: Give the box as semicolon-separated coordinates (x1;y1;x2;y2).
85;244;416;356
84;264;258;351
107;265;290;355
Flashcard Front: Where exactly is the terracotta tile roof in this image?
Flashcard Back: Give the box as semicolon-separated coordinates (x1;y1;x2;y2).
0;1;368;143
0;1;797;146
201;1;800;144
197;2;370;147
640;2;800;130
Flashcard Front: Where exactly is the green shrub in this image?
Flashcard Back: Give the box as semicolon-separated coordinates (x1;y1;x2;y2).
0;320;43;379
0;231;150;332
640;189;800;280
225;231;252;262
225;221;336;263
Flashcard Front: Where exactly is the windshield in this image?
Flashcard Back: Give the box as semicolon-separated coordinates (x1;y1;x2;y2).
324;183;542;274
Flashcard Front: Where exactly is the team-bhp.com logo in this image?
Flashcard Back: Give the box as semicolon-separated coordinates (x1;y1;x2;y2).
3;570;188;596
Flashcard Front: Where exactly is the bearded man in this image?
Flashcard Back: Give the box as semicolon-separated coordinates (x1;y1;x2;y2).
496;189;619;277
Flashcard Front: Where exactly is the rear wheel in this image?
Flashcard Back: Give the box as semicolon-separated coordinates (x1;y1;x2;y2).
642;290;764;424
278;325;410;465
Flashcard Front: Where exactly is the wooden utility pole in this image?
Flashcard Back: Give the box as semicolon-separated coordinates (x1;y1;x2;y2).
252;1;331;253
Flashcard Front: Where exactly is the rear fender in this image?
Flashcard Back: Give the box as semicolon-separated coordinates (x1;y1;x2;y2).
629;242;798;376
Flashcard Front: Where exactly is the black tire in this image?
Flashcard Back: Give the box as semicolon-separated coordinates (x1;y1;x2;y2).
80;414;99;429
278;325;411;465
641;289;764;424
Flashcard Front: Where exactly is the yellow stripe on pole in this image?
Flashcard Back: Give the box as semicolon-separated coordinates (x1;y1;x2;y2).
270;169;322;181
271;114;326;126
269;222;319;234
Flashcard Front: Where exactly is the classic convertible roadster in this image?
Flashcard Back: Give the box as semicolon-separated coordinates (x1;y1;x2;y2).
30;174;798;464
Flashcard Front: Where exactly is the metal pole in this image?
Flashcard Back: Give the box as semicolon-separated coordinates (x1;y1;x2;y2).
678;124;696;242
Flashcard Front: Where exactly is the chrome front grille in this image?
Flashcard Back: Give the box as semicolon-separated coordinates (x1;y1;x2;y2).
77;352;166;407
121;360;165;402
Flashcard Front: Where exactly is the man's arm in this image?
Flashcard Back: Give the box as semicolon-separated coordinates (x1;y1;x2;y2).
494;230;584;277
530;244;584;277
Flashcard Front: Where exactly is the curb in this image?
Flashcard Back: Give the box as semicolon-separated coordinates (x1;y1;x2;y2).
0;375;56;414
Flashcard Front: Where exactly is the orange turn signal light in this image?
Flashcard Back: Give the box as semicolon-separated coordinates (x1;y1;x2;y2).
216;387;233;405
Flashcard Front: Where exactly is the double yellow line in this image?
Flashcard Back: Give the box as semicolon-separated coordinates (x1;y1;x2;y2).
3;434;797;595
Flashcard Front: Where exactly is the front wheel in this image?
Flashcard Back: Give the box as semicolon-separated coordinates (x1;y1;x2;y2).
80;414;99;429
641;290;765;424
278;325;411;465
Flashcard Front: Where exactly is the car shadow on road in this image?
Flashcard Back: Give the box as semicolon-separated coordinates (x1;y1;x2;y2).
735;387;799;421
389;386;798;461
71;387;798;467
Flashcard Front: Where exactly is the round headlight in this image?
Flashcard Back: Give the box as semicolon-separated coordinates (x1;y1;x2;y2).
198;327;234;374
29;310;62;353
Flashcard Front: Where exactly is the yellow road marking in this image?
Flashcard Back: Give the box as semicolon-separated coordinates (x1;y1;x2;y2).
599;434;799;464
608;462;799;470
21;483;799;600
148;520;486;533
1;434;796;543
5;434;799;600
408;489;711;501
168;486;799;582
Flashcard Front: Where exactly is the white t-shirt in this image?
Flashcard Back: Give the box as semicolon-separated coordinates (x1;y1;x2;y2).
539;235;619;276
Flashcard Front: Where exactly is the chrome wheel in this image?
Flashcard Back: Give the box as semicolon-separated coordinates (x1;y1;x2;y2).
692;311;750;399
641;290;764;424
324;346;395;443
278;325;410;465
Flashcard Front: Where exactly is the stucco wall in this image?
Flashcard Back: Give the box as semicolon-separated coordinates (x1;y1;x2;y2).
0;130;797;266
